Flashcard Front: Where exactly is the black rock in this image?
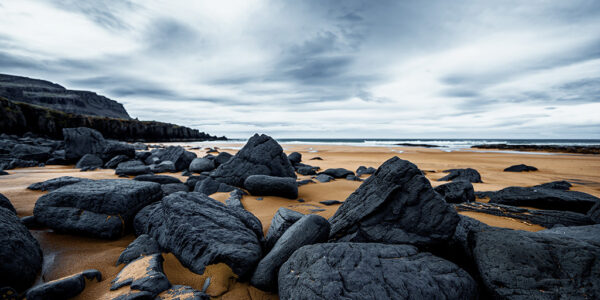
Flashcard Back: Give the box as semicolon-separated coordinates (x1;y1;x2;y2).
151;161;176;173
156;285;210;300
111;254;171;296
63;127;106;160
434;181;475;203
194;177;235;195
296;166;317;175
329;156;460;247
0;207;43;291
314;174;333;183
214;151;233;166
161;183;189;195
135;151;152;161
116;160;152;176
504;164;538;172
157;146;197;171
189;157;216;173
473;228;600;299
244;175;298;199
181;170;192;177
26;269;101;300
542;224;600;243
589;201;600;224
278;243;477;300
438;168;482;183
10;143;52;161
139;192;264;277
296;179;314;186
264;208;304;251
105;155;130;169
134;174;182;185
102;141;135;160
185;175;208;189
27;176;92;191
75;154;103;170
318;168;354;178
210;134;296;187
534;180;572;190
0;158;38;170
33;179;162;239
20;215;41;228
251;214;330;291
132;143;148;150
356;166;376;177
345;174;362;181
446;215;491;275
0;169;8;175
320;200;342;205
117;234;161;265
287;152;302;165
310;157;323;160
0;193;16;214
487;186;600;214
225;189;246;209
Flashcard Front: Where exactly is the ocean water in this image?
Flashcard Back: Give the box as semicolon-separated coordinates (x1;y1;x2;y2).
190;138;600;152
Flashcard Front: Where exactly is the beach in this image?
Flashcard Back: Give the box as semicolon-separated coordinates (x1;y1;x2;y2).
1;143;599;299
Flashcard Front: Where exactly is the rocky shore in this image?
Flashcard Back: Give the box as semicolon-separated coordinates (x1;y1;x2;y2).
472;143;600;154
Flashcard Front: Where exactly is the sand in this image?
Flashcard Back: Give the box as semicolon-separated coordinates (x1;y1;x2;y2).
1;144;599;299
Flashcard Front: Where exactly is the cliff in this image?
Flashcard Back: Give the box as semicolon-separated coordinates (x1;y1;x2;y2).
0;74;130;119
0;97;225;142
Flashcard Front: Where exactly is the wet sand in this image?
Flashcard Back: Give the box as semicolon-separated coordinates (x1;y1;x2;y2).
1;144;599;299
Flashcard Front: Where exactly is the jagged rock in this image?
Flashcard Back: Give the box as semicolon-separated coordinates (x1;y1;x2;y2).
161;183;189;195
356;166;376;176
447;215;491;274
487;186;600;214
117;234;161;265
320;200;342;205
329;156;460;247
210;134;296;187
111;254;171;296
214;152;233;166
589;201;600;224
185;175;208;189
156;285;210;300
244;175;298;199
296;166;317;175
225;189;245;209
151;161;176;173
75;154;103;170
10;143;52;161
63;127;106;160
27;176;92;191
318;168;354;178
251;214;330;291
438;168;482;183
33;179;162;239
102;141;135;160
314;174;333;183
473;228;600;299
296;179;314;186
116;160;152;176
287;152;302;165
138;192;263;277
25;269;101;300
542;224;600;243
194;177;235;195
134;174;182;185
534;180;572;190
265;208;304;251
135;151;152;161
0;193;16;214
105;155;130;169
157;146;196;171
278;243;477;300
0;207;43;291
0;158;38;170
189;158;216;173
434;181;475;203
504;164;538;172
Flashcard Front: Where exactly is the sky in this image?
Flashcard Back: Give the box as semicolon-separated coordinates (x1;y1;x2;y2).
1;0;599;139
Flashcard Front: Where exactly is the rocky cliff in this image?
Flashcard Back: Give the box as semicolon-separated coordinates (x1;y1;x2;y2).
0;74;130;119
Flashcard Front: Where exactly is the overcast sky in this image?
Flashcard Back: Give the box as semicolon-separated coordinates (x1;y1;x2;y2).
1;0;599;139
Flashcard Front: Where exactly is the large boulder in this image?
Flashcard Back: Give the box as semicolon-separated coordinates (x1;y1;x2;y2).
438;168;482;183
210;134;296;187
0;207;43;291
75;154;103;170
26;269;101;300
115;160;152;176
157;146;196;171
137;192;264;277
150;161;176;173
542;224;600;244
278;243;477;300
63;127;106;160
189;157;216;173
193;177;235;195
27;176;92;191
214;151;233;166
33;179;162;239
473;228;600;299
0;193;16;214
329;156;460;247
318;168;354;178
244;175;298;199
102;141;135;160
356;166;376;177
265;208;304;251
10;144;52;161
287;152;302;165
251;214;330;291
487;186;600;214
504;164;538;172
434;181;475;203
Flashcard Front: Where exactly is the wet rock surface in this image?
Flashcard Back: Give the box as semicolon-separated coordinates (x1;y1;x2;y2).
438;168;482;183
244;175;298;199
26;269;102;300
265;208;304;251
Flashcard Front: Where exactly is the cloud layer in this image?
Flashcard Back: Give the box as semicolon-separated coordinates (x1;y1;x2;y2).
1;0;599;138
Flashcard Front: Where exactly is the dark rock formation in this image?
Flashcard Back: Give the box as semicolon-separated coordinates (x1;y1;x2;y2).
287;152;302;165
105;155;130;169
214;152;233;166
251;214;330;291
244;175;298;199
33;179;162;239
189;157;216;173
137;192;264;277
225;189;246;209
156;285;210;300
487;186;600;213
161;183;189;195
320;200;342;205
156;146;197;171
296;179;314;186
589;201;600;224
0;158;38;170
438;168;482;183
10;143;52;161
116;161;152;176
0;169;7;175
102;141;135;161
318;168;354;178
473;228;600;299
310;157;323;160
25;269;101;300
0;193;16;214
117;234;161;266
63;127;106;160
314;174;333;183
210;134;296;187
542;224;600;243
264;208;304;251
194;177;235;195
504;164;538;172
151;161;176;173
534;180;572;190
472;143;600;154
296;166;317;175
434;181;475;203
356;166;376;177
111;254;171;296
27;176;91;191
133;174;182;185
0;207;43;291
345;174;362;181
329;156;460;248
75;154;103;170
278;243;477;300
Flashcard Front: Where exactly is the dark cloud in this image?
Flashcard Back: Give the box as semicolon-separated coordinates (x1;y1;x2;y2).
48;0;136;30
144;18;201;54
